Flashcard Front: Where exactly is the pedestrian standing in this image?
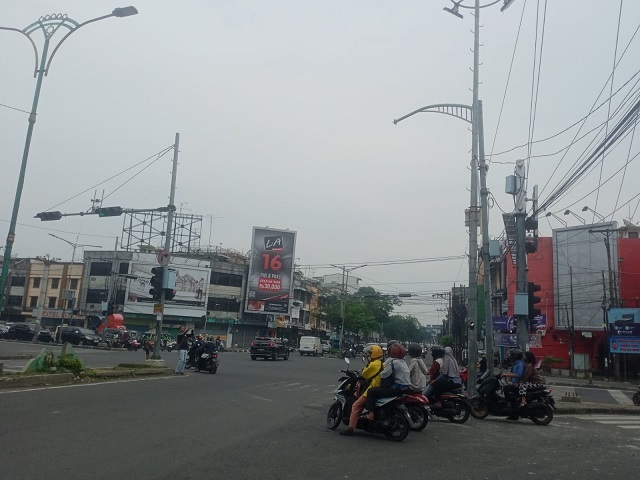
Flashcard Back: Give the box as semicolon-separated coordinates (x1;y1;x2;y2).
175;326;191;375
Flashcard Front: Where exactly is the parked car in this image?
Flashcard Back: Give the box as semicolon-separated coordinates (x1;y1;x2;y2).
0;324;9;339
58;326;101;346
250;337;290;361
37;330;54;343
299;336;323;356
6;322;38;341
321;340;331;355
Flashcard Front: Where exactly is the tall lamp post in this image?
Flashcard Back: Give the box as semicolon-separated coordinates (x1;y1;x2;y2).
0;6;138;315
48;234;102;326
393;0;516;394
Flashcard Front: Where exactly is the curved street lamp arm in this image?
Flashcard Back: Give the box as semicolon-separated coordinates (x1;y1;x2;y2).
44;13;114;75
393;103;473;125
456;0;502;9
0;26;39;77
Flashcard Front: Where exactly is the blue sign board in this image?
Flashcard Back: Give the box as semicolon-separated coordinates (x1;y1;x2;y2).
609;308;640;354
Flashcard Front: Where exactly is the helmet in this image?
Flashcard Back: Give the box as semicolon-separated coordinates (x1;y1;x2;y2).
509;348;523;361
408;343;423;358
388;342;407;359
369;345;383;360
197;334;204;339
430;345;444;360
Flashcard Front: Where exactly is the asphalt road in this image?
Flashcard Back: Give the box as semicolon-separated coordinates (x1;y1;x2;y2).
1;350;640;480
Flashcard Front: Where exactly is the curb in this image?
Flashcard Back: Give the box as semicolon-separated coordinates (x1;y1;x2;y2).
88;367;174;378
547;379;639;392
0;373;74;388
554;402;640;415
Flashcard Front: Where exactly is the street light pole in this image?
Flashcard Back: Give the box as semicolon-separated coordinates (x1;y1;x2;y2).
331;264;366;350
48;234;102;326
0;6;138;315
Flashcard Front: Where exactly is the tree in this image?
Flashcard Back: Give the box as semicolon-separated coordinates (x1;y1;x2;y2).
440;334;454;348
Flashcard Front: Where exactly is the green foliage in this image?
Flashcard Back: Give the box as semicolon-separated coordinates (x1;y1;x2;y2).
56;355;83;374
541;356;563;367
440;334;454;348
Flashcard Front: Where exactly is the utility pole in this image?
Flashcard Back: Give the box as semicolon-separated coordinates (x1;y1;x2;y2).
150;133;180;362
569;266;575;377
514;160;529;352
332;264;366;350
100;237;119;346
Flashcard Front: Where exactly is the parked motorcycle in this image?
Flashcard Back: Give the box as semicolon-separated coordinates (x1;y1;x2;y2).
326;358;411;442
469;373;555;425
426;389;471;424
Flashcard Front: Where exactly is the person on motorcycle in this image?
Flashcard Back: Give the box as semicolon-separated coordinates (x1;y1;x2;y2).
408;343;428;392
364;341;411;421
502;348;525;409
340;344;384;437
517;351;545;408
430;346;462;407
423;345;444;399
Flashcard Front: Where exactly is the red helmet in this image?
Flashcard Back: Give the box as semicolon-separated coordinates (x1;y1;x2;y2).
388;342;407;359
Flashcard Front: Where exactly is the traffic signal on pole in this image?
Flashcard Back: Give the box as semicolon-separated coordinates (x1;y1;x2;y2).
95;206;123;217
149;267;164;300
528;282;542;320
164;288;176;301
35;211;63;221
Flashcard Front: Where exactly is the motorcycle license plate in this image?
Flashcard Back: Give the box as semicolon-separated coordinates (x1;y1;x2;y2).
200;353;209;358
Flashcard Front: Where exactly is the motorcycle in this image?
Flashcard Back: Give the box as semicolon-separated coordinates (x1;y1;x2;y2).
341;346;356;359
195;342;219;374
632;387;640;406
403;391;430;431
469;373;555;425
326;358;412;442
185;340;203;370
426;389;471;424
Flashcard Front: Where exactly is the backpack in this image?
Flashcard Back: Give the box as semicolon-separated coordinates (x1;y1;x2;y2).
380;360;396;388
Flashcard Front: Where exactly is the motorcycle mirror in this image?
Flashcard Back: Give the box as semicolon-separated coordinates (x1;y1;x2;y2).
344;357;351;366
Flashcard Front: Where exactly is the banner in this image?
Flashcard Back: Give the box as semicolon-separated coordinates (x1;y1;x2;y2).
492;315;547;332
246;227;297;314
124;253;211;318
609;308;640;354
494;333;542;348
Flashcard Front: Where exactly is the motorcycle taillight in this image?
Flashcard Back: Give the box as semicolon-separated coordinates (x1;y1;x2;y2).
213;354;218;359
251;341;255;346
269;342;274;347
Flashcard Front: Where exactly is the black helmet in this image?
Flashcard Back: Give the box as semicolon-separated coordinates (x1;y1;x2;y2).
509;348;524;361
387;340;399;349
408;343;423;358
430;345;444;359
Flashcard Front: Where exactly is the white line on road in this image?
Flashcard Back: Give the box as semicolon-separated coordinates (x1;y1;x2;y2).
241;392;273;403
618;426;640;429
574;415;640;420
607;389;635;405
0;375;184;395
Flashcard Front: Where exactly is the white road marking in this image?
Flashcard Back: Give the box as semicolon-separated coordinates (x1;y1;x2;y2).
607;389;635;405
0;375;183;394
241;392;273;403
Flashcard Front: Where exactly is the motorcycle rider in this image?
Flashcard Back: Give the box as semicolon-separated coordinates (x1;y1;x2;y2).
502;348;525;412
518;351;545;408
430;346;462;408
408;343;429;392
364;341;412;421
340;344;384;437
423;345;444;399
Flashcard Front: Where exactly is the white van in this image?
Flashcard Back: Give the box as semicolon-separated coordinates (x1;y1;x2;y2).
299;336;323;356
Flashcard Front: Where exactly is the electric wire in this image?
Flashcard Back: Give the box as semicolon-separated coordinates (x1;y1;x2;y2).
0;102;30;115
594;0;625;217
611;109;638;221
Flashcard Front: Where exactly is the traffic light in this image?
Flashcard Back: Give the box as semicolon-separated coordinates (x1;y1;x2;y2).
95;206;123;217
528;282;542;320
149;267;164;300
35;211;63;221
164;288;176;301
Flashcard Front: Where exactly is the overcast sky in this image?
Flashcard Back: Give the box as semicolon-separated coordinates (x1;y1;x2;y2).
2;1;639;325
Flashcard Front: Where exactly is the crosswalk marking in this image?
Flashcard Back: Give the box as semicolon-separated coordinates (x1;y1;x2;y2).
607;389;635;405
573;415;640;431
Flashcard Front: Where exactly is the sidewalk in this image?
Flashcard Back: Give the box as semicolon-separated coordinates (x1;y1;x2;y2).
544;372;638;392
555;401;640;415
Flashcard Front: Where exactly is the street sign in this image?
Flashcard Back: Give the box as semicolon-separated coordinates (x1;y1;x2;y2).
153;303;164;314
157;249;170;266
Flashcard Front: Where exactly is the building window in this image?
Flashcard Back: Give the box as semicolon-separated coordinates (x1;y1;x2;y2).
29;296;38;308
51;278;60;289
10;276;26;287
70;279;79;290
7;295;23;307
119;262;130;274
32;277;41;288
48;297;57;308
629;231;639;239
85;289;107;304
90;262;113;276
210;272;243;287
207;296;241;312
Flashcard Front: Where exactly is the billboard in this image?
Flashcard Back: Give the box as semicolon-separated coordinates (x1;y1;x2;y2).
124;253;210;318
493;315;547;332
609;308;640;354
246;227;297;314
553;222;618;330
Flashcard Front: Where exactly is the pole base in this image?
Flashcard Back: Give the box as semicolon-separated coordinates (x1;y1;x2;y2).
145;359;166;368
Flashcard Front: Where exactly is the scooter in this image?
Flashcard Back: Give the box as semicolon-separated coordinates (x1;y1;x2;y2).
403;391;430;431
426;389;471;424
195;342;219;374
326;358;411;442
469;373;555;425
